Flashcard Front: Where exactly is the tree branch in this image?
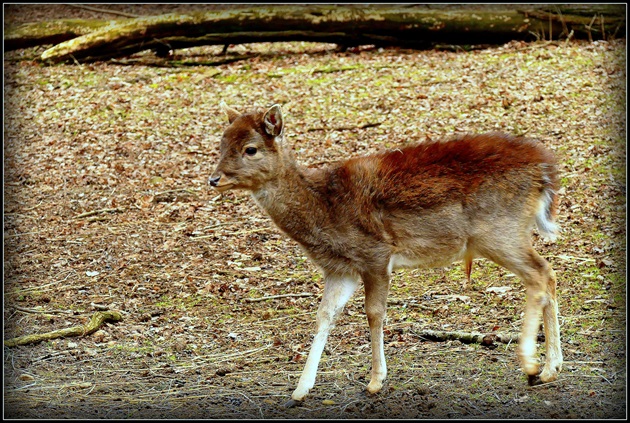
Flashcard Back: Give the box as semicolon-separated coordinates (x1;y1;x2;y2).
4;311;123;347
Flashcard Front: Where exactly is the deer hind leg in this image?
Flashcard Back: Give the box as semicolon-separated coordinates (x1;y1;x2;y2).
508;248;561;383
362;270;390;394
484;244;561;384
539;266;563;382
289;274;359;404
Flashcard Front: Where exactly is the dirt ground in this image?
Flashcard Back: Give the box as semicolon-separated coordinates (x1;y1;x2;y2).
3;4;626;419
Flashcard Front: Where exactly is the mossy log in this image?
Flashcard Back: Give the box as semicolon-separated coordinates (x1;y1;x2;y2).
4;311;123;347
4;5;625;63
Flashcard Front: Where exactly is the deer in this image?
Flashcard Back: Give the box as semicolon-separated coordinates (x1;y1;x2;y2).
209;103;563;407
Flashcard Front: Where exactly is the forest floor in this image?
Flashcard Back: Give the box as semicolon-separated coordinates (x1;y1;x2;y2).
4;4;626;419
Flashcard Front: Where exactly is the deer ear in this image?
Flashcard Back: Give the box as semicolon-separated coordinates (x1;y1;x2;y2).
220;102;240;124
263;104;283;137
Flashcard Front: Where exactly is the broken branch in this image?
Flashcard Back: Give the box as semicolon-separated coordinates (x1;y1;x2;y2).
414;329;521;346
4;310;123;347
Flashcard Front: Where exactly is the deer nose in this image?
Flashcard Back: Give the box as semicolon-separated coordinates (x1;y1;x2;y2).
209;175;221;187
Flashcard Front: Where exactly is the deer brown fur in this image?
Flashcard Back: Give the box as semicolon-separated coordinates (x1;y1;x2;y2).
210;103;563;406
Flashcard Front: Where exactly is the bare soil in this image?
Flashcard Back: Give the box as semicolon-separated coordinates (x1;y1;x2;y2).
4;4;626;419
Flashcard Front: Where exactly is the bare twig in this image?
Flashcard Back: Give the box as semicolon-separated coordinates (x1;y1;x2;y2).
33;349;77;363
307;122;382;132
74;207;125;219
22;201;44;212
311;65;360;74
190;234;221;240
554;6;569;38
197;223;235;231
65;4;139;18
13;305;74;315
153;188;198;203
154;188;197;196
585;14;597;43
611;22;622;39
112;54;259;68
3;231;44;238
87;216;109;222
227;227;271;236
190;223;236;239
550;254;596;262
529;378;562;388
193;345;272;363
244;292;315;302
90;302;110;311
8;271;76;295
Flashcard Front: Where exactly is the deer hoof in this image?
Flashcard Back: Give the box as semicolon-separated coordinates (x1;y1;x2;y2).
366;380;384;395
527;374;543;386
284;399;301;408
540;360;562;383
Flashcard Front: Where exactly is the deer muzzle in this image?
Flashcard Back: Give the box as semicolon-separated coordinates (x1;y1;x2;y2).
208;172;235;192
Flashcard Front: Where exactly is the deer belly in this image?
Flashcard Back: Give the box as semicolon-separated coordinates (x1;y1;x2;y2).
388;248;467;273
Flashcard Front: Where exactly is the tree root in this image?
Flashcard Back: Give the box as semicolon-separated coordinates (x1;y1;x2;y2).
4;310;123;347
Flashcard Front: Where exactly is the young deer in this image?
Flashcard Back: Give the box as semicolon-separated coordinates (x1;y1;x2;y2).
210;103;563;406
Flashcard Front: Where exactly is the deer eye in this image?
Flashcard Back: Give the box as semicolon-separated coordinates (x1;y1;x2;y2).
244;146;258;156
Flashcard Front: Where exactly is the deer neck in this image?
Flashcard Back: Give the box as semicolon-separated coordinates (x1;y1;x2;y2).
251;152;327;246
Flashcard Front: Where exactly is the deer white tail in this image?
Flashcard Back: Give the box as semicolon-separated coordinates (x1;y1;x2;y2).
536;169;559;241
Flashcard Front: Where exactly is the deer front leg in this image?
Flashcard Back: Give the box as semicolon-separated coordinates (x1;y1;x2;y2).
286;274;359;406
363;271;390;394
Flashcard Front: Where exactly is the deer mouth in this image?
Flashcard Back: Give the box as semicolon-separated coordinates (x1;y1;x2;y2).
211;182;234;192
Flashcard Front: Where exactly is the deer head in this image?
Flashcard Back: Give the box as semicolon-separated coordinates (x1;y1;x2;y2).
209;103;285;193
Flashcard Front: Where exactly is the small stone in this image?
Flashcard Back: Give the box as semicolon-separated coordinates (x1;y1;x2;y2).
215;368;231;377
173;338;187;351
416;386;430;396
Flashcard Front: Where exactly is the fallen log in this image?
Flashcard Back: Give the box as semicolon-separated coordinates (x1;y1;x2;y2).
5;18;119;51
3;5;625;63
